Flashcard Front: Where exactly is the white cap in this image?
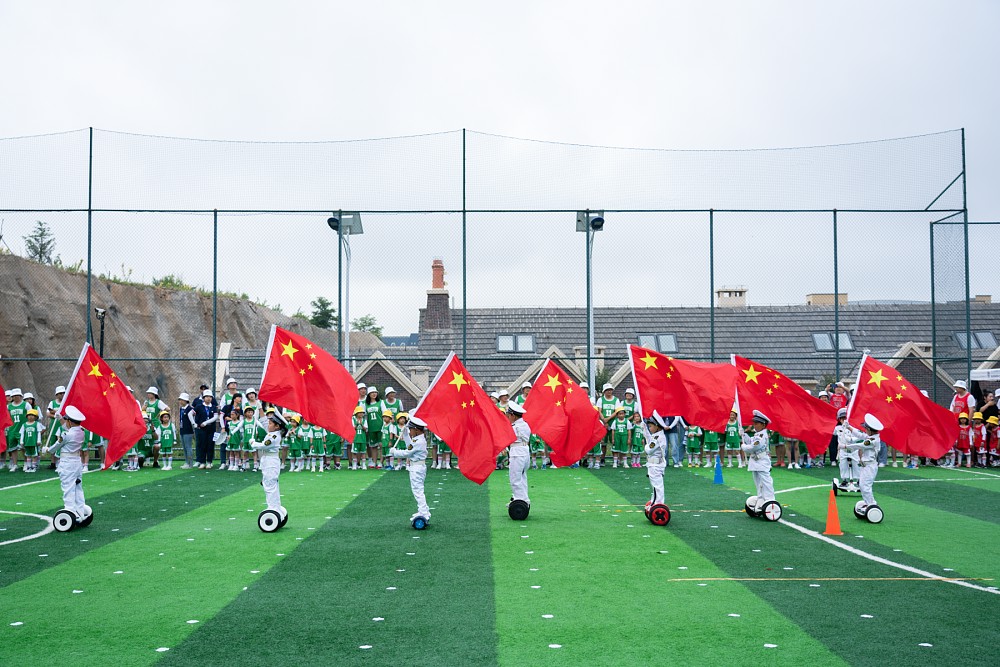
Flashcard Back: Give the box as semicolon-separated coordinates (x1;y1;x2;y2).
178;392;191;402
752;410;771;425
23;392;33;400
63;405;86;422
357;382;366;390
953;380;967;390
202;389;213;397
521;381;532;389
245;387;257;395
366;386;378;394
55;385;66;395
146;386;159;396
226;377;237;386
507;402;526;415
384;386;396;394
818;390;829;397
10;387;22;396
490;391;499;399
408;416;427;428
625;387;635;395
602;383;614;391
863;413;884;431
498;388;509;397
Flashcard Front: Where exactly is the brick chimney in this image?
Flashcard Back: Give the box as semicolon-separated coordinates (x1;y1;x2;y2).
421;259;451;330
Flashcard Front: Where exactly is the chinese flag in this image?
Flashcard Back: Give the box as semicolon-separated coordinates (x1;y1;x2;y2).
414;353;514;485
847;355;958;458
523;360;605;468
0;380;12;454
258;325;357;442
733;355;836;456
629;345;738;433
59;344;147;469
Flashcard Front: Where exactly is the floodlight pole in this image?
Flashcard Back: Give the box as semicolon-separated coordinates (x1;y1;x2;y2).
833;209;840;381
344;233;352;369
586;211;595;397
337;210;343;361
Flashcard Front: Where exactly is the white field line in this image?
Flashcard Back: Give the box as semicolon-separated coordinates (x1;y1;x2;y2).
0;510;55;546
777;476;1000;496
0;468;96;493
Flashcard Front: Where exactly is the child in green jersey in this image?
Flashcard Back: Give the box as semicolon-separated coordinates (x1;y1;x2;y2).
351;406;368;470
155;410;177;470
629;411;644;468
724;411;743;468
702;428;720;468
19;409;45;472
610;405;630;468
685;424;703;467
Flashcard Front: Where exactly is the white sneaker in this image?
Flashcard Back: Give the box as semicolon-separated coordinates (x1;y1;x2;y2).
673;463;681;468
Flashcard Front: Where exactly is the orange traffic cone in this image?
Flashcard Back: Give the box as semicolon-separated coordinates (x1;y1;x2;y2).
822;488;843;536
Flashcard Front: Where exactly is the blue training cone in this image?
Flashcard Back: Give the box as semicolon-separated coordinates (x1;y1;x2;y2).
713;455;724;485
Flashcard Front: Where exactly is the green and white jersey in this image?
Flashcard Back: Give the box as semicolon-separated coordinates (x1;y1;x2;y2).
352;416;367;445
514;393;528;405
156;423;177;451
621;399;637;420
599;395;618;421
724;421;742;446
19;421;44;449
380;398;404;417
7;401;27;441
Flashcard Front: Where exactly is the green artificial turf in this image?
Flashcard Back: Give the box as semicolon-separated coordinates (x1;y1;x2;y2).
160;468;499;667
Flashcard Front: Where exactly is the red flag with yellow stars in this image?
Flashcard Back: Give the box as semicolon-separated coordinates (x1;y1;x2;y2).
258;325;357;442
847;355;958;458
59;344;147;468
523;359;606;468
413;353;514;485
733;355;836;456
629;345;738;433
0;379;13;454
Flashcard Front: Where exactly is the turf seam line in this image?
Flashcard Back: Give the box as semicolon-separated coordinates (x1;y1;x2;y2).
778;518;1000;596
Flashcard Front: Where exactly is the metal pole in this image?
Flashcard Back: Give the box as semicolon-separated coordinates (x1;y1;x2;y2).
345;235;351;369
833;209;840;381
929;219;937;403
462;128;467;361
212;209;218;393
86;127;93;345
709;210;715;363
337;209;343;362
961;128;971;383
99;317;106;357
586;210;595;397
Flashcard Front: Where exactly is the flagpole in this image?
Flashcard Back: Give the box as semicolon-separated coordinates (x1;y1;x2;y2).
259;325;278;389
59;343;92;416
627;345;642;417
412;352;456;416
844;353;868;422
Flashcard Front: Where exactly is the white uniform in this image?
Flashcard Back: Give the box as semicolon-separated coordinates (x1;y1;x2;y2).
643;424;667;504
389;429;430;520
741;428;774;511
253;426;283;511
53;425;87;518
846;432;880;506
835;422;863;483
508;418;531;504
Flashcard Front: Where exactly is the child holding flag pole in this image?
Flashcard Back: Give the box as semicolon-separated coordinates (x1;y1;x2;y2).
388;416;431;527
252;410;289;531
505;402;531;517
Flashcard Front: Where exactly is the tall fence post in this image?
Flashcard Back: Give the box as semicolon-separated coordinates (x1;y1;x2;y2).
709;209;715;362
462;128;467;361
929;219;937;402
833;209;840;381
337;209;343;362
86;127;93;345
961;128;971;384
212;209;218;393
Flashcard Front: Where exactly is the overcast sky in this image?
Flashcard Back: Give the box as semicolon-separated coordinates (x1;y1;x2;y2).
0;1;996;336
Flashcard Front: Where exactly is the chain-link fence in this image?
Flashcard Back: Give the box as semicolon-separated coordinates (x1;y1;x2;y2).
0;127;977;411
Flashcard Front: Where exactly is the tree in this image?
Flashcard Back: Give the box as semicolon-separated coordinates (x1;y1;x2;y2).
309;296;339;330
351;314;383;338
24;220;56;264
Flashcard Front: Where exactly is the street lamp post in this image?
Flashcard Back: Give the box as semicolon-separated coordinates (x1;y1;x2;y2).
327;212;363;368
576;210;605;400
94;307;107;356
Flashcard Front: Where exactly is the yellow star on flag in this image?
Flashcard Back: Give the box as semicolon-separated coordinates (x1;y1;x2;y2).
449;371;469;391
87;363;103;378
305;343;313;349
885;395;893;404
469;399;476;407
544;374;563;392
895;393;902;400
772;382;778;389
310;353;317;360
566;386;574;394
900;384;908;391
867;368;887;388
308;364;314;371
461;401;468;409
766;388;773;395
743;365;762;384
639;352;658;370
555;400;562;406
109;382;116;389
299;368;306;376
281;340;299;360
666;371;673;379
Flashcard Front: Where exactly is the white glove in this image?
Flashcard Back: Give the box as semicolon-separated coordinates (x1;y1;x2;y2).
41;446;49;455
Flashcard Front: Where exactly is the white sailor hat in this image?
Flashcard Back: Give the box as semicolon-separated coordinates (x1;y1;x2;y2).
366;385;378;394
63;405;86;422
146;386;159;396
178;392;191;402
245;387;257;396
521;381;532;389
625;387;635;395
384;386;396;394
920;390;929;397
226;377;237;386
55;385;66;394
408;416;427;429
268;410;288;428
602;383;614;391
10;387;22;396
953;380;967;390
507;402;526;415
837;408;847;418
863;413;884;431
752;410;771;425
202;389;214;397
645;411;668;429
